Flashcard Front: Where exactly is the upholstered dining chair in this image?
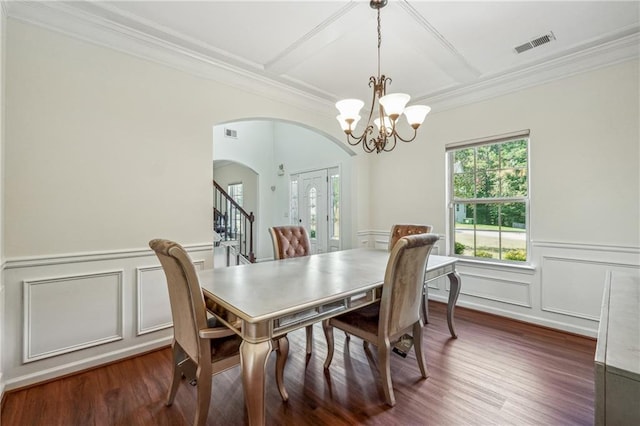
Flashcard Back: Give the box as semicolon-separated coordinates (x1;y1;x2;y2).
388;224;433;322
149;239;288;426
388;224;433;251
322;233;439;407
268;225;315;355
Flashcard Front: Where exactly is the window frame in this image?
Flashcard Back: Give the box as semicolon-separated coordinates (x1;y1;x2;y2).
446;130;531;265
227;182;243;207
328;168;341;241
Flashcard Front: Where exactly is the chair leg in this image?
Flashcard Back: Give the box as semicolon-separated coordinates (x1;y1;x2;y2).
166;342;182;406
322;320;334;369
275;336;289;402
194;363;212;426
413;322;429;379
305;324;313;355
378;339;396;407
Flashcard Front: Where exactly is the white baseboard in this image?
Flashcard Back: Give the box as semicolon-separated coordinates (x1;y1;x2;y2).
2;336;172;392
429;294;598;338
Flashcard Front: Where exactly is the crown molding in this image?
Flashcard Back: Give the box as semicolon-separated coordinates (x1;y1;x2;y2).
6;1;335;116
422;30;640;112
5;1;639;116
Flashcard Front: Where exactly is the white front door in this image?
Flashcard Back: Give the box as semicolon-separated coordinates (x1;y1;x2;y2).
298;169;327;254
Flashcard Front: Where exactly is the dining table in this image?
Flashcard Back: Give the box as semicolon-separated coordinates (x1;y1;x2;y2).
198;247;461;426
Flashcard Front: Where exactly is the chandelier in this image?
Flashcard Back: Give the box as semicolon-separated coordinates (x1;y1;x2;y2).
335;0;431;154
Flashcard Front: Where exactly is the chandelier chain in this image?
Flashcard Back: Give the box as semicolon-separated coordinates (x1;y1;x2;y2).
377;8;381;78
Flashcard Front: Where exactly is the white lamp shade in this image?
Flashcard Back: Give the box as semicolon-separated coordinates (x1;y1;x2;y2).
336;114;361;132
374;116;393;133
379;93;410;118
335;99;364;120
404;105;431;126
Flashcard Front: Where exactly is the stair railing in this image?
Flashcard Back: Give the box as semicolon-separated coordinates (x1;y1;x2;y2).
213;180;255;263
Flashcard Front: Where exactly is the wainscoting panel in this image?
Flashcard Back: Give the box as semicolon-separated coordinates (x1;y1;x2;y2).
23;270;124;363
540;256;639;320
2;243;213;391
136;259;204;336
358;230;640;337
458;270;531;307
136;266;171;336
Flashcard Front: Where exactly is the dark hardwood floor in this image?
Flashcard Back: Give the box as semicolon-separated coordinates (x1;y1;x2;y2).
1;302;596;425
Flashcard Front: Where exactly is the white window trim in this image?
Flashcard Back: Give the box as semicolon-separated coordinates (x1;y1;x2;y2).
445;130;532;266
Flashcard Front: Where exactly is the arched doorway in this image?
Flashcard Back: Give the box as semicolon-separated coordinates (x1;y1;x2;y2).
213;118;355;261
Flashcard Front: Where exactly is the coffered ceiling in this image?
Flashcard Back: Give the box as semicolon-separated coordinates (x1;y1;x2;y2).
6;1;640;112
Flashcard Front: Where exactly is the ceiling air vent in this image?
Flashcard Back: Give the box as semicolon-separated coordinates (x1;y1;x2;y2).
224;128;238;139
514;31;556;54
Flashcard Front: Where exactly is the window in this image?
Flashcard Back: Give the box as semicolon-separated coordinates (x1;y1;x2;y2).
227;183;243;207
308;187;317;239
227;183;243;238
447;132;529;263
329;172;340;239
289;176;299;225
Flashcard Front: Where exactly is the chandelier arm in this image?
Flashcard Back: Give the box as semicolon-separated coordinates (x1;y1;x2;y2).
346;122;375;143
364;76;378;126
362;136;377;153
347;125;375;148
346;131;366;144
346;135;363;146
393;128;419;143
382;134;398;152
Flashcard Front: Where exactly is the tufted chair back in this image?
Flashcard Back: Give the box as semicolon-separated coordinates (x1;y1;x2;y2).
269;226;311;260
388;224;433;252
268;225;315;355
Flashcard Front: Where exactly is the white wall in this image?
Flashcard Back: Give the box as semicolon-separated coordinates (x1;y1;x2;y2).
1;20;343;390
361;59;640;336
214;120;355;260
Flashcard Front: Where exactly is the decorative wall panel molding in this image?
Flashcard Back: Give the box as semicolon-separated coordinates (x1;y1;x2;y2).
533;240;640;254
23;270;124;363
136;259;204;336
540;256;639;320
458;271;532;307
5;242;213;269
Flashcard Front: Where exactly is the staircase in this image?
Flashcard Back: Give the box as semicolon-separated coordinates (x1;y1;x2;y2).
213;180;256;263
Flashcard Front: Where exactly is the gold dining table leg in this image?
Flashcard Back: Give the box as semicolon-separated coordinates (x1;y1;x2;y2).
240;339;273;426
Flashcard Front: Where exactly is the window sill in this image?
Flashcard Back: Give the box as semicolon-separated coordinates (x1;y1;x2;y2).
455;257;536;274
